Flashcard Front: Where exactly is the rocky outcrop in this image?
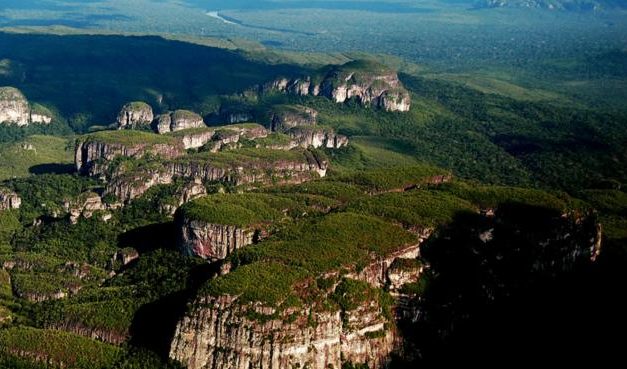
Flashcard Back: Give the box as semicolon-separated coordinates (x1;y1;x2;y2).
0;188;21;211
161;179;208;216
169;293;396;369
264;61;411;112
156;110;206;133
287;127;349;149
0;87;52;126
116;102;154;129
271;105;318;132
173;125;268;150
63;192;109;224
178;220;255;261
348;243;422;288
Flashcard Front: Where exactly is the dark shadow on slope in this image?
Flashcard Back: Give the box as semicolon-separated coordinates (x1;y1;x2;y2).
0;32;308;131
128;261;222;360
118;222;178;254
28;163;75;175
394;203;627;367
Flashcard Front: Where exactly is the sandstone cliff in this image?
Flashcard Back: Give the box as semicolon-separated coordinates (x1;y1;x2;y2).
116;101;154;129
156;110;206;133
264;61;411;112
0;87;53;126
169;211;424;369
74;131;185;176
0;188;21;211
178;220;255;261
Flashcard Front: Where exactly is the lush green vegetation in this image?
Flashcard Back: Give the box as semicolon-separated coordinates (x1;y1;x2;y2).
205;212;417;307
0;327;120;369
0;135;74;181
180;193;300;227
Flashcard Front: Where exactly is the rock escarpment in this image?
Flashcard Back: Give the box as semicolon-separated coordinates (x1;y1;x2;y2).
116;102;154;129
74;131;185;176
156;110;206;133
264;61;411;112
169;212;423;369
0;188;21;211
287;127;349;149
178;221;255;261
170;291;395;369
0;87;52;126
171;124;268;150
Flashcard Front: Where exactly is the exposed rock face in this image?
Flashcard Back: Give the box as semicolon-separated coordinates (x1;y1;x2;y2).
174;125;269;150
74;138;184;176
156;110;206;133
63;192;109;224
386;259;424;294
170;294;395;369
161;179;208;216
166;152;328;186
0;188;21;211
348;244;422;288
271;105;318;132
116;102;154;129
178;220;255;261
0;87;52;126
287;127;349;149
264;61;411;112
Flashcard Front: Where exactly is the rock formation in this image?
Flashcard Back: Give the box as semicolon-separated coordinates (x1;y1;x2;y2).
171;124;268;150
0;87;52;126
168;242;420;369
264;61;411;112
169;293;396;369
271;105;318;132
178;220;255;261
74;132;185;176
287;127;349;149
0;188;21;211
116;102;154;129
156;110;206;133
63;192;109;224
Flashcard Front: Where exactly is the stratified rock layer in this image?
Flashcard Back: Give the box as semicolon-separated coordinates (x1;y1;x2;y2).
264;61;411;112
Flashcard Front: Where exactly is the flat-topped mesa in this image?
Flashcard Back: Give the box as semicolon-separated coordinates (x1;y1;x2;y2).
74;130;185;176
156;110;206;134
0;87;53;126
264;60;411;112
0;188;21;211
116;101;154;129
270;105;318;132
103;148;328;203
166;148;328;186
170;213;421;369
176;193;310;261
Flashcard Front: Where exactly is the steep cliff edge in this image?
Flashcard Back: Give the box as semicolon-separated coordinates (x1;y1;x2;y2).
169;212;420;369
0;87;52;126
264;60;411;112
74;130;185;176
